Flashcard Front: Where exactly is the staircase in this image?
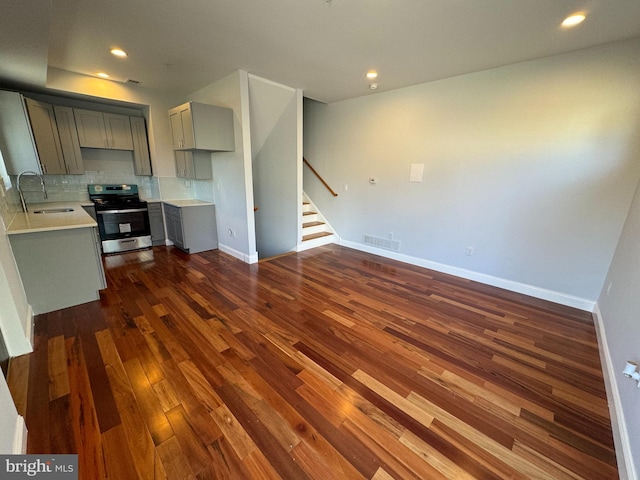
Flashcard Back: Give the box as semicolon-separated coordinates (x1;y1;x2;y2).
299;194;336;251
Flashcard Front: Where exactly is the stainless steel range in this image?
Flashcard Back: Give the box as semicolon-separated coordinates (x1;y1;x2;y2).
88;184;152;254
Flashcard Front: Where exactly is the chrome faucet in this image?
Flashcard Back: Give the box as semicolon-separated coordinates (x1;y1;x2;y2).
17;171;47;213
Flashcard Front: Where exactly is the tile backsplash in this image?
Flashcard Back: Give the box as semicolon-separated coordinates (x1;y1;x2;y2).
1;171;215;224
10;172;160;206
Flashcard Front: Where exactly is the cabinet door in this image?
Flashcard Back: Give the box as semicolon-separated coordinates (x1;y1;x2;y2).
175;151;187;178
24;98;66;174
74;108;108;148
180;106;194;149
163;209;184;250
169;108;185;149
104;113;133;150
53;106;84;174
130;117;152;175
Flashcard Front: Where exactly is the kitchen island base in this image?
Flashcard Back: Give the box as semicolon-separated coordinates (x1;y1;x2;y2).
9;227;106;314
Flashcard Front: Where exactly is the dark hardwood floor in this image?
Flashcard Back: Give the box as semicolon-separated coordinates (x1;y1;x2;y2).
8;244;618;479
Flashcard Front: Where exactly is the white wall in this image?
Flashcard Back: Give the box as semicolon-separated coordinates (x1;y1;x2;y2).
304;38;640;306
596;176;640;479
249;75;300;258
189;71;258;263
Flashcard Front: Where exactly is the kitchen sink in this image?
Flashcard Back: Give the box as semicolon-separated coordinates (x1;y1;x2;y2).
32;208;75;214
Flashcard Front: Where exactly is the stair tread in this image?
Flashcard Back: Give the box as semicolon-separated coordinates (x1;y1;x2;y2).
302;211;317;216
303;221;325;228
302;231;333;241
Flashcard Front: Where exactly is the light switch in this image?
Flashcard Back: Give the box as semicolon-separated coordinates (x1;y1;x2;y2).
410;164;424;182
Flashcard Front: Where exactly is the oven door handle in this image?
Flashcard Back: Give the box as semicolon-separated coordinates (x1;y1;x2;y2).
97;208;148;214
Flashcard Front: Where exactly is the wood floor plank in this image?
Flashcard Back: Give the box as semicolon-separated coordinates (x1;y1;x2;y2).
47;335;70;401
12;245;616;479
65;336;107;479
96;329;157;480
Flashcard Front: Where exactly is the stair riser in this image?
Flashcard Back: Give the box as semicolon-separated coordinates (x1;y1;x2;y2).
302;213;318;223
303;224;327;236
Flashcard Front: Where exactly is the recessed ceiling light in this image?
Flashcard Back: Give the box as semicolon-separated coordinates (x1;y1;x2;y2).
96;72;110;78
561;13;586;27
366;71;378;80
110;48;127;57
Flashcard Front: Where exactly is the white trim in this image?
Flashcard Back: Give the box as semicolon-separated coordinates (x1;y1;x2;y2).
592;304;637;480
339;239;595;311
218;243;258;264
6;305;33;357
25;304;34;350
12;416;27;454
296;234;337;252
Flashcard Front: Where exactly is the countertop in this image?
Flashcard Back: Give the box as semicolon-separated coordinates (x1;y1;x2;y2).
7;202;97;235
162;199;214;207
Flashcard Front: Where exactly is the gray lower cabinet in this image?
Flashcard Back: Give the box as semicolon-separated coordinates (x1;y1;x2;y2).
148;202;165;246
163;203;217;254
8;227;106;314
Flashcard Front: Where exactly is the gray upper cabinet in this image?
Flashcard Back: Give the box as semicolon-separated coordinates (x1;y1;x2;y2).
174;150;212;179
24;98;66;175
0;93;84;175
53;106;84;174
0;91;40;174
168;101;234;152
74;109;134;150
130;116;152;176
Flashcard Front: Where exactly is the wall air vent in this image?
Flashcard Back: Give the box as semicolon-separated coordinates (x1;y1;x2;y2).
363;234;400;252
125;79;141;85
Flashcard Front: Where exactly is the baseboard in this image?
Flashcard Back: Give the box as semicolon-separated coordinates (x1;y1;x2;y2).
12;416;27;454
592;305;637;480
218;243;258;264
6;305;33;358
25;305;34;352
338;239;595;311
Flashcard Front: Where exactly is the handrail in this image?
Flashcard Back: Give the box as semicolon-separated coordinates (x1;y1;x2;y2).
303;157;338;197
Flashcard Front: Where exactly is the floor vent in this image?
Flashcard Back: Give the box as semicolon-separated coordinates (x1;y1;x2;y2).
363;234;400;252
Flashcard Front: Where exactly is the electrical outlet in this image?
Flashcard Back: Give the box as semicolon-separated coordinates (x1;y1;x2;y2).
466;247;474;256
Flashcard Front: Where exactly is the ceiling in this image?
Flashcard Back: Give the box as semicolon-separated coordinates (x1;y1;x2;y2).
2;0;640;103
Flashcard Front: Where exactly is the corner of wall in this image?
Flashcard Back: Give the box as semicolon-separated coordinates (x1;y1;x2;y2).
592;303;637;480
